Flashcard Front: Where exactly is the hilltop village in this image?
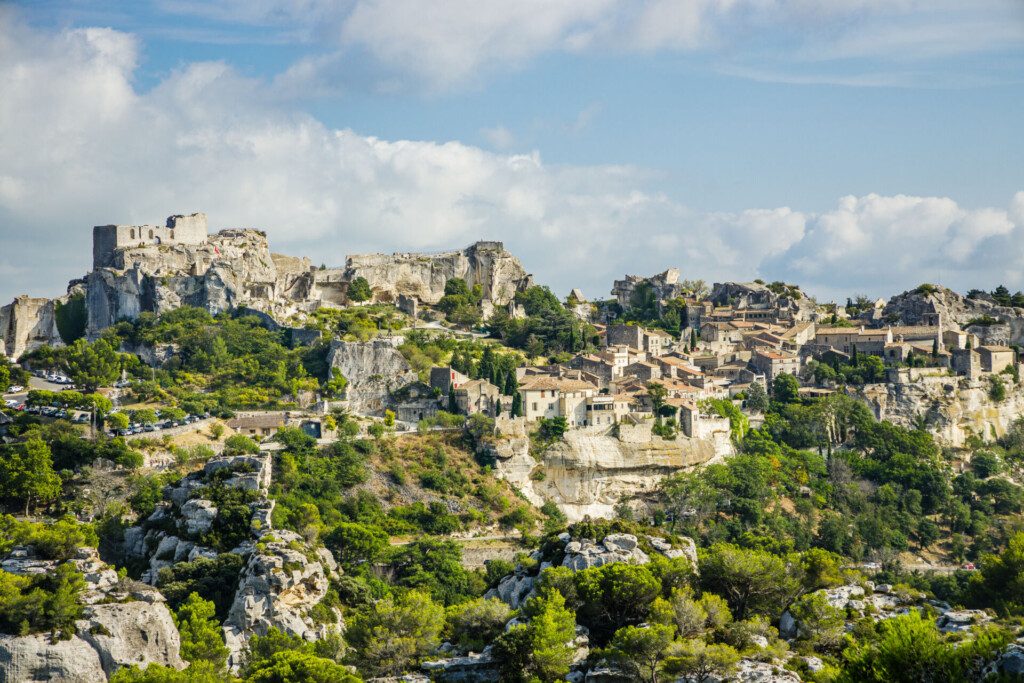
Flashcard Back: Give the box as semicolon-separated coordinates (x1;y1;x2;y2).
3;213;1024;682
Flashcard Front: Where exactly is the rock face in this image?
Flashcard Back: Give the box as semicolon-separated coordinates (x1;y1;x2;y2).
487;419;731;521
0;546;184;682
881;286;1024;346
326;338;418;415
0;294;64;358
858;371;1024;447
85;229;320;337
344;241;532;307
222;528;342;671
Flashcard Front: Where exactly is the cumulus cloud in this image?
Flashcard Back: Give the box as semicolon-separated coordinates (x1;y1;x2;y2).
0;13;1022;307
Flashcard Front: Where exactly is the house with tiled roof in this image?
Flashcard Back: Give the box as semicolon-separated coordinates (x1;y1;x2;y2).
518;374;598;425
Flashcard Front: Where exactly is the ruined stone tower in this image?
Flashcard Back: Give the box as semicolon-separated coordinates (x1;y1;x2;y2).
92;212;208;268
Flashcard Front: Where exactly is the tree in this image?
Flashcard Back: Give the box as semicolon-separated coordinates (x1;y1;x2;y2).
772;374;800;403
575;562;661;641
347;277;372;303
698;543;800;620
661;640;739;682
690;328;698;351
445;597;512;653
224;434;260;455
345;590;445;678
323;522;388;571
0;437;62;515
174;593;229;672
64;337;121;391
0;361;8;394
447;385;458;413
838;610;1010;683
107;412;130;431
537;416;568;442
647;382;668;414
247;649;360;683
511;391;523;417
745;381;769;413
54;293;87;344
788;591;845;650
604;624;675;683
524;589;576;682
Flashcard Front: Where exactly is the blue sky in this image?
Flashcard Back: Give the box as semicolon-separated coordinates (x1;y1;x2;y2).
2;1;1024;304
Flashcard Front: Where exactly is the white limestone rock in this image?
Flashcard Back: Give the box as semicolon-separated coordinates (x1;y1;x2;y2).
0;633;107;683
180;499;218;535
326;339;418;415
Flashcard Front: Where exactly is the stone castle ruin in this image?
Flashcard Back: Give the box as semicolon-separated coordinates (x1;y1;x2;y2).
93;212;208;268
2;211;533;357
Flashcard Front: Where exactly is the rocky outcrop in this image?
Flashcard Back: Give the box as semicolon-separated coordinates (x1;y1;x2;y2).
709;281;814;321
858;371;1024;447
344;241;532;308
0;294;64;358
222;529;342;671
487;532;695;610
881;286;1024;346
85;230;320;337
0;546;184;682
326;338;418;415
487;419;730;521
121;451;342;673
779;582;992;642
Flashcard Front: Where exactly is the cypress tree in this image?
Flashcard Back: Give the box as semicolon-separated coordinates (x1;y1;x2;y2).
448;386;458;413
690;328;698;351
512;392;523;417
495;399;503;417
504;371;518;397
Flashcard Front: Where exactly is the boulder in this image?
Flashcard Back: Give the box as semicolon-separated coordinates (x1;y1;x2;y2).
77;601;185;676
561;535;649;571
936;609;991;633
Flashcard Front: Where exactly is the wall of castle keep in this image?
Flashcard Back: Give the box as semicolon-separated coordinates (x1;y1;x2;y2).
93;212;208;268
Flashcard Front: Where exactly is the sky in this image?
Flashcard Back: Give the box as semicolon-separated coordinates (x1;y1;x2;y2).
1;1;1023;306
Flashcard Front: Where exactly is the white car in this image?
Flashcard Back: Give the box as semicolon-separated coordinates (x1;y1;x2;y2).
8;385;23;393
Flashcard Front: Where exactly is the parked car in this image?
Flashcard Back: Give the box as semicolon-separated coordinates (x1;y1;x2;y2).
7;385;24;393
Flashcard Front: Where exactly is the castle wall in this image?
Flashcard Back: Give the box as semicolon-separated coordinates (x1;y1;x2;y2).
93;213;208;269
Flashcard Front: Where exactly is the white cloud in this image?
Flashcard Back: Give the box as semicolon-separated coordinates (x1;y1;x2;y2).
153;0;1024;90
1;14;1022;308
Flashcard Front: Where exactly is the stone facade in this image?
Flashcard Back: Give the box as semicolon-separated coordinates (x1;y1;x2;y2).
93;213;208;269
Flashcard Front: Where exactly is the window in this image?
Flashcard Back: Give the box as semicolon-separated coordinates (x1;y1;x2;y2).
170;230;175;239
129;228;135;239
149;229;154;239
532;402;537;411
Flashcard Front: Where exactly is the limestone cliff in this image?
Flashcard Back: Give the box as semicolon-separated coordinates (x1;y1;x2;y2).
343;241;532;307
0;546;184;682
857;370;1024;447
325;338;418;415
485;418;732;521
881;286;1024;346
84;230;319;337
0;295;64;358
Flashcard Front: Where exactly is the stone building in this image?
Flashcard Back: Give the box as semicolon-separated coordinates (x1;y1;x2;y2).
455;379;502;417
518;375;597;426
750;348;801;382
978;346;1016;374
93;213;208;268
